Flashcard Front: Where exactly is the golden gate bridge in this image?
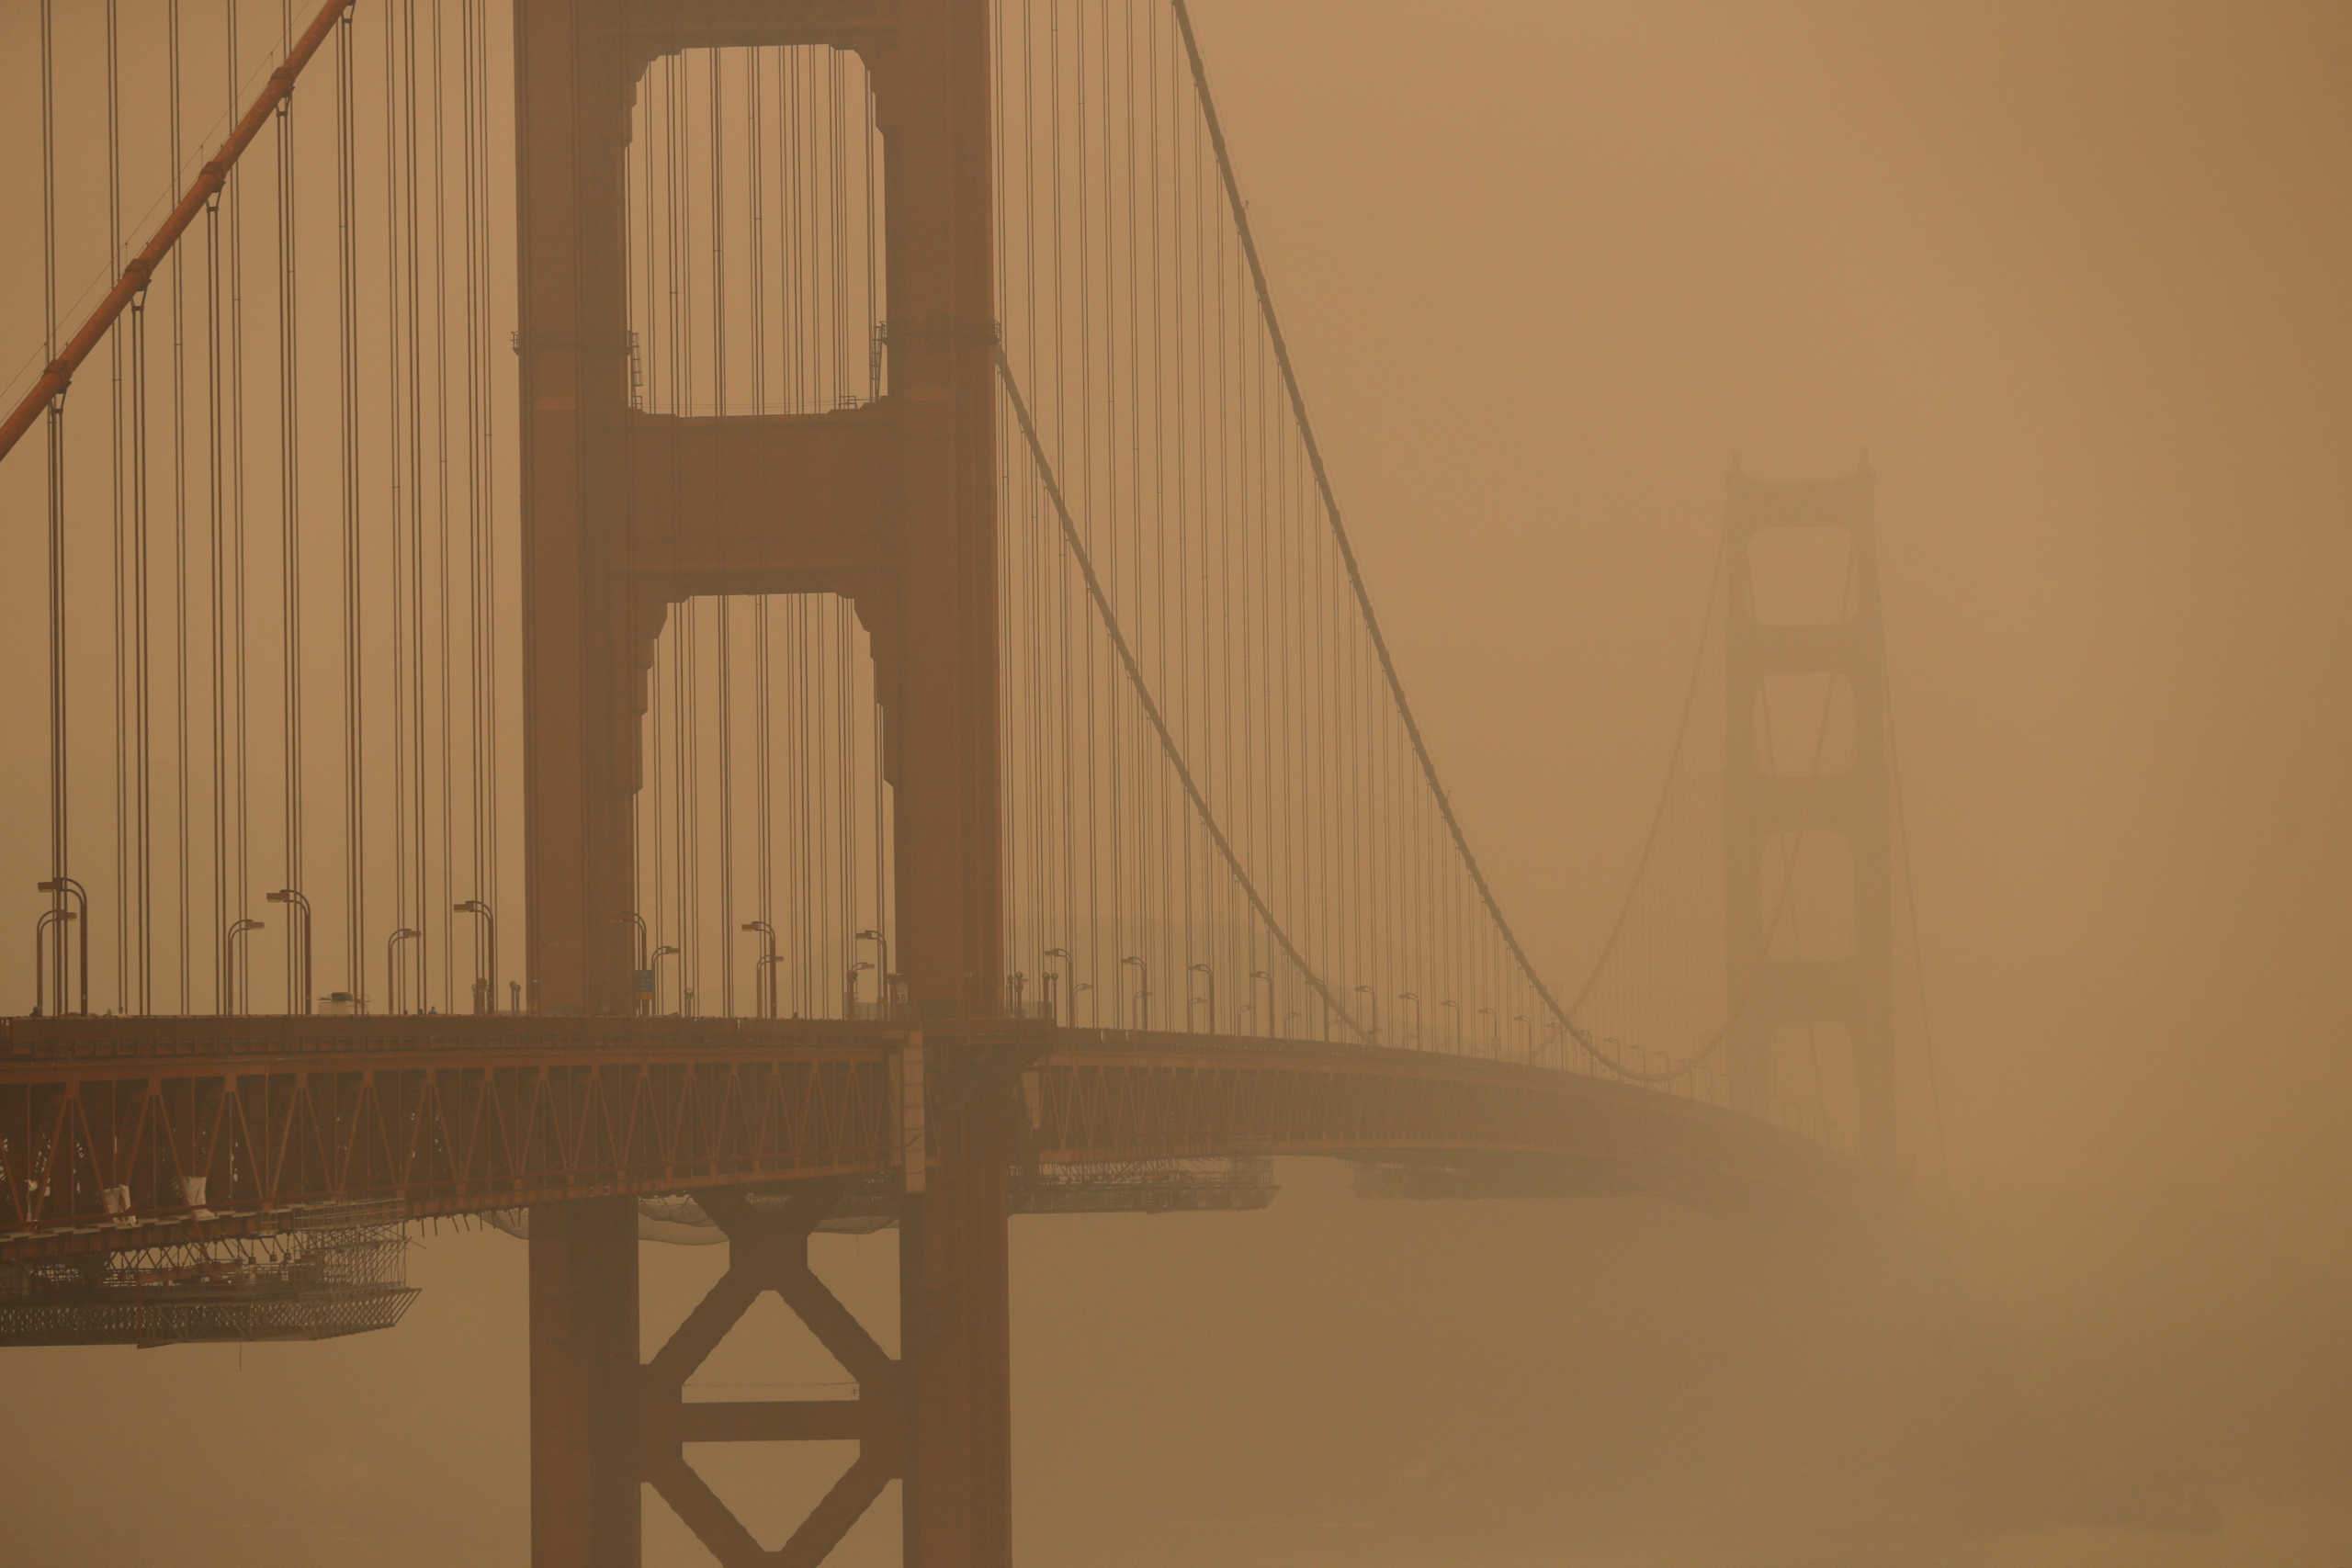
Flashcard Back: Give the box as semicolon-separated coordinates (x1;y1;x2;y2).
0;3;1939;1563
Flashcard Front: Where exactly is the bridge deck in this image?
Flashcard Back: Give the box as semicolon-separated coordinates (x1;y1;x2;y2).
0;1017;1860;1262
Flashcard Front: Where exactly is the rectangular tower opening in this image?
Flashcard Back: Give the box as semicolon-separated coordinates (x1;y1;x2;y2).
628;47;887;417
633;592;893;1021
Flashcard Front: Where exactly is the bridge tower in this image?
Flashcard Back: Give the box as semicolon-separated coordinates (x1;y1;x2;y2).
1723;469;1897;1169
513;1;1009;1564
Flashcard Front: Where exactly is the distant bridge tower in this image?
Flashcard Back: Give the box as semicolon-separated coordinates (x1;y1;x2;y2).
1723;469;1896;1169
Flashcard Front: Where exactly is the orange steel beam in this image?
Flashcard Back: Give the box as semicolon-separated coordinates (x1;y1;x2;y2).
0;1022;1861;1259
0;1037;898;1255
0;0;351;466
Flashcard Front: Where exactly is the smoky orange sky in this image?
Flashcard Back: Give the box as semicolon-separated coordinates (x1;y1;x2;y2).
2;2;2348;1564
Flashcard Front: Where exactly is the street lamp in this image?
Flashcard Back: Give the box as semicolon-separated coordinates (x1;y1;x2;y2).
650;945;684;1014
1250;969;1273;1038
741;920;777;1018
266;890;314;1013
1476;1006;1497;1053
454;900;496;1014
1397;991;1420;1047
228;919;266;1016
845;959;875;1018
31;908;74;1016
1044;947;1075;1025
35;877;87;1017
1072;979;1094;1023
1283;1010;1300;1038
1513;1014;1531;1057
854;929;888;1001
386;928;420;1016
1189;962;1216;1034
616;911;650;1013
1440;998;1460;1049
1121;955;1148;1031
1353;984;1379;1043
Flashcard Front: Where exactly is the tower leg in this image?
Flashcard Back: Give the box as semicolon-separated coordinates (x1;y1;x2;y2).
532;1195;644;1568
899;1050;1016;1568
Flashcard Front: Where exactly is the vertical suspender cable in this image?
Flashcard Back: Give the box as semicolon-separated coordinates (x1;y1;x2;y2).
403;0;431;1008
111;0;131;1011
208;170;229;1009
132;288;153;1015
475;0;500;963
709;48;736;1015
385;0;413;1010
746;55;774;1005
461;0;489;939
432;0;457;1010
129;24;155;1015
279;1;306;1010
41;0;70;1008
229;1;252;964
338;4;365;1001
172;1;193;1013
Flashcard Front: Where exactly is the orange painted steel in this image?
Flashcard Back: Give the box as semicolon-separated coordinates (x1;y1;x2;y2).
1;1018;1859;1264
0;0;352;465
0;1018;897;1260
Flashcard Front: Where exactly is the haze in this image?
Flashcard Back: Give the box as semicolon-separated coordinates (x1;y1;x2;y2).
1;2;2346;1564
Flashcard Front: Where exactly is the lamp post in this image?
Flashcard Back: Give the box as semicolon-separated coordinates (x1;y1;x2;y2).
1476;1006;1497;1053
32;908;74;1016
1514;1014;1531;1057
1353;985;1378;1043
651;944;683;1015
1073;979;1094;1022
1440;998;1459;1049
1397;991;1420;1046
35;877;87;1016
386;928;420;1015
228;919;266;1016
1189;962;1216;1034
1120;955;1148;1031
1283;1010;1299;1038
845;959;874;1019
854;929;888;999
454;900;496;1014
1044;947;1074;1025
741;920;777;1018
266;890;313;1013
616;911;650;1013
1250;969;1273;1038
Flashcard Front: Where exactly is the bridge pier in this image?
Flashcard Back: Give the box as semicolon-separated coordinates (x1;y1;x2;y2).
527;1042;1019;1568
530;1196;644;1568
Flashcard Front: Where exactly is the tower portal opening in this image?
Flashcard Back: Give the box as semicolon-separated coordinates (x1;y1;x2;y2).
628;46;888;418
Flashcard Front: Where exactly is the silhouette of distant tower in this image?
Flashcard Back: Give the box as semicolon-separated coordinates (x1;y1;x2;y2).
1724;468;1896;1168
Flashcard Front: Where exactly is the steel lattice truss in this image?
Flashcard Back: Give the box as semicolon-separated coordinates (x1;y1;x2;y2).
0;1017;898;1261
3;1017;1860;1266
